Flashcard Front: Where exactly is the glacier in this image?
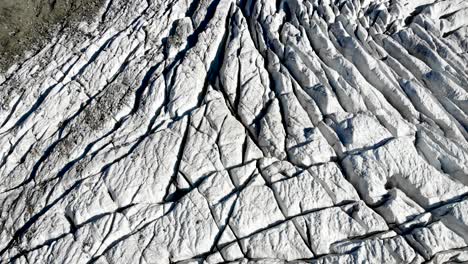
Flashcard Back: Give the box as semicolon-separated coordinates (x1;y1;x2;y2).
0;0;467;263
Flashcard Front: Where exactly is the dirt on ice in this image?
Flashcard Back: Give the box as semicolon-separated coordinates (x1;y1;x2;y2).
0;0;104;71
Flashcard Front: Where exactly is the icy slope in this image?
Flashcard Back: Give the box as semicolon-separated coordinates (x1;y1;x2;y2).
0;0;467;263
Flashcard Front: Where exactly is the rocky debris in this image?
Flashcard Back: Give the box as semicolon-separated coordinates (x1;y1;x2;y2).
0;0;104;71
0;0;467;263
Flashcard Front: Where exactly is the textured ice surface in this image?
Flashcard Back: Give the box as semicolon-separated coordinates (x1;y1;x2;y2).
0;0;467;263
